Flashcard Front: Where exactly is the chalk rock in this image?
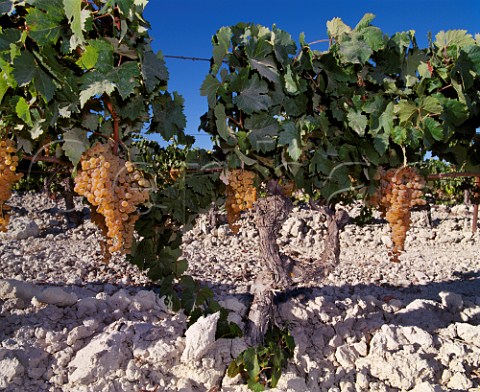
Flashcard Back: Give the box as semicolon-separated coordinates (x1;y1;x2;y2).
0;355;24;388
11;218;40;240
36;286;78;306
410;382;446;392
68;330;130;385
181;312;220;363
0;279;40;302
439;291;463;312
447;372;473;390
455;323;480;347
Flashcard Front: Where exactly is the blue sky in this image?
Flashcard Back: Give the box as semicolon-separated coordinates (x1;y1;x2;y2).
144;1;480;149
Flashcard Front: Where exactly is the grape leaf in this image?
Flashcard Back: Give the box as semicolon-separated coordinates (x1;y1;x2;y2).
76;44;99;70
347;111;367;136
34;68;56;102
249;57;280;85
25;6;63;45
338;35;372;64
62;128;88;166
246;114;278;152
12;51;36;86
109;62;140;99
64;0;85;46
213;27;231;67
0;78;8;104
141;51;169;93
200;74;222;107
234;74;272;114
326;17;351;40
79;78;115;107
422;117;444;141
16;97;33;126
278;122;302;161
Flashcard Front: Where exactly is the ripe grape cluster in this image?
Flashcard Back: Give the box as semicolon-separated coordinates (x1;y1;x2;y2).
0;139;23;232
225;169;257;233
74;141;150;254
373;166;426;261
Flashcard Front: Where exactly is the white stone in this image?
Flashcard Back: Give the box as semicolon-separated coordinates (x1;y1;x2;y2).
181;312;220;363
439;291;463;312
455;323;480;347
0;279;41;301
37;286;78;306
68;330;130;385
410;381;445;392
446;372;473;390
0;356;24;388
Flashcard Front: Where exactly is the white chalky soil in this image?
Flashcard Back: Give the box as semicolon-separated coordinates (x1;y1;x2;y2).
0;192;479;391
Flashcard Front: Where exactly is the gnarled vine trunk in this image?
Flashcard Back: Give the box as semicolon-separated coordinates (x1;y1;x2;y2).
245;196;349;346
246;194;292;346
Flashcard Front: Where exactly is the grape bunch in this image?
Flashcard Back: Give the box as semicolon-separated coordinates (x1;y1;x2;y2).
74;141;150;254
372;166;426;261
0;139;23;232
225;169;257;234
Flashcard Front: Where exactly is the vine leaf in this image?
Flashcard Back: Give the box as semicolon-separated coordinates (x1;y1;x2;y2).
25;4;64;45
141;51;169;93
213;27;231;68
76;44;99;70
62;128;89;166
200;74;222;107
423;117;444;141
278;122;302;161
79;79;115;107
249;57;280;85
16;97;33;127
347;111;367;136
234;74;272;114
327;17;351;41
63;0;86;47
13;51;36;86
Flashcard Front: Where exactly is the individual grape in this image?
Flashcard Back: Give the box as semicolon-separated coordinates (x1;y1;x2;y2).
74;141;150;254
0;139;23;232
225;169;257;233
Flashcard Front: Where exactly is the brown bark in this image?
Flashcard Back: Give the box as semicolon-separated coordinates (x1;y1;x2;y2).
63;177;83;226
245;194;292;346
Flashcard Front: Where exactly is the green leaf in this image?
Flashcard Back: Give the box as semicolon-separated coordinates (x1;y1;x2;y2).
141;51;169;93
354;13;376;31
234;146;256;166
63;0;85;47
326;17;351;40
26;6;63;45
435;30;475;50
151;92;187;140
13;51;36;86
213;27;231;67
16;97;33;126
347;111;367;136
34;68;56;102
423;117;443;141
395;100;418;125
234;74;272;114
213;103;236;144
272;26;296;66
278;121;302;161
362;26;385;51
200;74;222;107
62;127;89;166
391;126;407;145
338;34;373;64
110;62;140;99
88;39;114;73
76;45;99;70
284;65;299;95
79;78;115;107
246;114;278;152
0;78;9;104
249;56;280;85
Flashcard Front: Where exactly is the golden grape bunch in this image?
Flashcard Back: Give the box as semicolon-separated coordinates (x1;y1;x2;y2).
0;139;23;232
225;169;257;234
373;166;426;261
74;141;150;254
